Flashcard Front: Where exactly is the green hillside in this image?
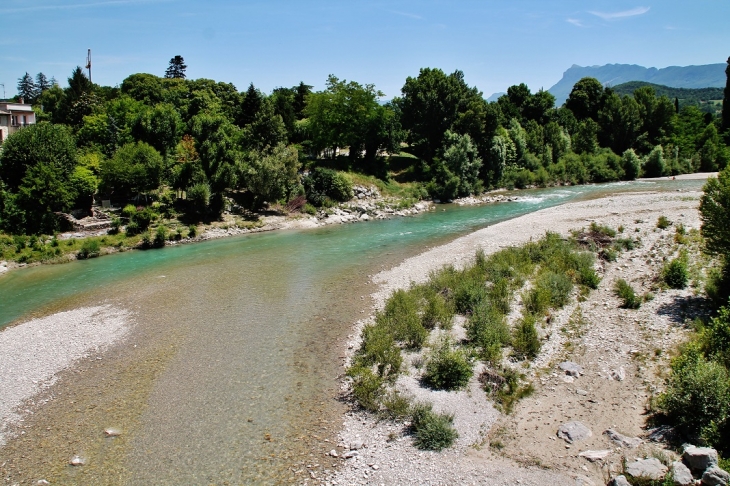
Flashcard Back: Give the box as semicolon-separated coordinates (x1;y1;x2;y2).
612;81;724;114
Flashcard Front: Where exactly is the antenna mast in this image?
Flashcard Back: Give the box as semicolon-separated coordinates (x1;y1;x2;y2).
85;49;92;82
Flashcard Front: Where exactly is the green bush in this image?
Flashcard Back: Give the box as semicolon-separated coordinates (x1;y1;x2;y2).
188;225;198;238
303;167;354;206
77;239;100;259
512;313;541;359
347;366;385;412
452;274;488;314
423;339;473;390
380;390;412;419
355;323;402;381
614;278;641;309
109;217;122;234
419;288;454;330
663;255;689;289
704;305;730;369
379;289;427;349
658;352;730;444
125;221;140;236
153;225;167;248
467;303;510;363
410;402;458;451
657;215;671;229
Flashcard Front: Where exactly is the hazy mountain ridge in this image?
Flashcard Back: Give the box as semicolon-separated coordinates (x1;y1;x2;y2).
548;63;726;105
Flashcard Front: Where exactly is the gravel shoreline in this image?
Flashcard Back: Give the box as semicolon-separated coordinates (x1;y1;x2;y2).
0;305;130;447
328;176;712;486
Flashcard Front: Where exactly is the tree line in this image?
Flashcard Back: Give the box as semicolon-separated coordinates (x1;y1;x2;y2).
1;55;729;235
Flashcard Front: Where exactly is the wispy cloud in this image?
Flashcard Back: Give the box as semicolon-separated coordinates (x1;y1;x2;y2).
388;10;423;20
566;18;585;27
0;0;172;15
589;6;650;21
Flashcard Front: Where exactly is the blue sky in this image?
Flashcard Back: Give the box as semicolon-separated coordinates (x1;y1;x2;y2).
1;0;728;100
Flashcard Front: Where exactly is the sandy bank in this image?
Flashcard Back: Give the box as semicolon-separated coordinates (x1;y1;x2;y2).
0;305;130;446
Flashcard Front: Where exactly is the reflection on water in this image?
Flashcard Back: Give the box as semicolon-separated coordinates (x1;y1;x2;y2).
0;178;706;483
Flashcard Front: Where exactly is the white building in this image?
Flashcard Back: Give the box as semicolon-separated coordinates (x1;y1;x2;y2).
0;100;36;144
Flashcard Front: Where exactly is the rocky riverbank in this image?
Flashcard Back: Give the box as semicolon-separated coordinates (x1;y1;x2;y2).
325;173;718;485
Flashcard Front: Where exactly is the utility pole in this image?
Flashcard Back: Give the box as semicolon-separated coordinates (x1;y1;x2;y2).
0;83;5;99
85;49;92;82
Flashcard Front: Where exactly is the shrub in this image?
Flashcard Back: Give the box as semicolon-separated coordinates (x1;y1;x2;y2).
347;366;385;412
590;221;617;238
419;289;453;330
423;339;473;390
379;289;427;349
663;255;689;289
451;270;488;314
355;323;403;381
704;304;730;369
657;215;671;229
380;390;412;419
77;239;100;259
140;231;152;248
614;278;641;309
153;225;167;248
122;204;137;218
512;313;541;359
410;402;458;451
303;167;354;206
188;225;198;238
125;221;140;236
467;303;510;363
658;352;730;444
109;217;122;234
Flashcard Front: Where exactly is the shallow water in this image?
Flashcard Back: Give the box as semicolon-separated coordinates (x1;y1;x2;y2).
0;179;706;483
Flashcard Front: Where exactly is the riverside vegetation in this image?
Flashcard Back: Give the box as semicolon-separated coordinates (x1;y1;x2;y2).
2;57;730;263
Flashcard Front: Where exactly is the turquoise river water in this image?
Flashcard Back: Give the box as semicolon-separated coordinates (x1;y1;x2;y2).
0;178;706;484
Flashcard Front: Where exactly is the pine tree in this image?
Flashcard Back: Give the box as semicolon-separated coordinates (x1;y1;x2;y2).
16;72;38;103
164;55;187;79
36;72;51;93
237;83;263;126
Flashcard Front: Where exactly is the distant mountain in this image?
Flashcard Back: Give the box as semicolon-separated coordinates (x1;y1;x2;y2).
548;63;726;105
487;92;505;103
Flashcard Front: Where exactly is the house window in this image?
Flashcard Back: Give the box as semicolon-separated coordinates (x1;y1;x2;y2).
11;115;16;126
22;115;27;126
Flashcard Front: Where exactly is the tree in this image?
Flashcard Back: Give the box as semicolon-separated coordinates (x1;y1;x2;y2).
305;75;397;163
164;55;187;79
242;98;288;151
60;67;99;127
237;83;263;127
240;143;299;207
432;131;482;198
35;73;52;93
131;102;183;157
100;142;163;196
0;124;79;234
17;72;38;104
398;68;484;162
642;145;665;178
0;123;77;191
566;77;605;121
621;149;641;180
700;166;730;299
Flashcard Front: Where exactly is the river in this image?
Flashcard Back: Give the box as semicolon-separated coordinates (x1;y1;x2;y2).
0;178;706;484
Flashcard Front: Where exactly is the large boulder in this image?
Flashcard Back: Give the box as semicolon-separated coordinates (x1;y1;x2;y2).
557;421;592;443
625;458;668;481
702;466;730;486
683;445;719;473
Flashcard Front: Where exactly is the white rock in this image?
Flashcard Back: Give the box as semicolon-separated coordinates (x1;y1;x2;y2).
69;455;85;466
578;450;611;462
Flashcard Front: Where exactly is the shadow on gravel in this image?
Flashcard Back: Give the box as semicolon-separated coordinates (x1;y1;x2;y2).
655;294;713;325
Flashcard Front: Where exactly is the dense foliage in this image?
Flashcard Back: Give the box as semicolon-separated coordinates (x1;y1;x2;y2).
1;59;729;235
